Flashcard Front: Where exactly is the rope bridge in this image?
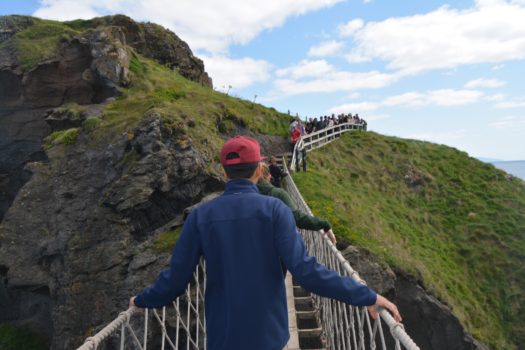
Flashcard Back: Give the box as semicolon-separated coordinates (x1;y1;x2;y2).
76;124;420;350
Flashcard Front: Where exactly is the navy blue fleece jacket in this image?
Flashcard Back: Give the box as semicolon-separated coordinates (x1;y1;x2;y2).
134;179;376;350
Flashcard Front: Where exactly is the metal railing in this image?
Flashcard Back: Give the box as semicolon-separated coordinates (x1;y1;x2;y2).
290;122;365;172
283;162;420;350
77;260;207;350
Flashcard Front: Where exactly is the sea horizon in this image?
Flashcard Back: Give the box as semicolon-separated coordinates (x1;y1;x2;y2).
489;160;525;181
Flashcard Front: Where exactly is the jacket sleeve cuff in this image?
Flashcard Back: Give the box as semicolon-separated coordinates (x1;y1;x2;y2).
367;291;378;306
134;295;146;308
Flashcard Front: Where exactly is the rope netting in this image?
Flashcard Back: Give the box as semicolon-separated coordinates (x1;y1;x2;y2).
77;261;207;350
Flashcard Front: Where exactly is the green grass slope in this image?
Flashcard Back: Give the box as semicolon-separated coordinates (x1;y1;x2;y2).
89;52;289;159
293;131;525;349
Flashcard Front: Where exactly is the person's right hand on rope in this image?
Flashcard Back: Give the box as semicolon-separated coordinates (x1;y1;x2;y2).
367;294;402;323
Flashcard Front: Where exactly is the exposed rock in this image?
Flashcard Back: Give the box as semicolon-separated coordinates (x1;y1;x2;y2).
0;16;217;346
0;116;223;348
403;163;429;192
44;107;87;131
102;115;224;238
0;108;49;221
0;14;212;221
394;273;490;350
88;15;212;87
342;245;396;296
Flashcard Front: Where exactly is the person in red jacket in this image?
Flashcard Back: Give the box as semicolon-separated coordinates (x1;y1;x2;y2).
290;126;301;152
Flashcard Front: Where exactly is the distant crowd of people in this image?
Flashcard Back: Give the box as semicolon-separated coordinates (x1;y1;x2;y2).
291;113;367;136
287;112;368;172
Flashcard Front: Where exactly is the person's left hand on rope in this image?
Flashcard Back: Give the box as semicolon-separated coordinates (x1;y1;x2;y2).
323;229;337;245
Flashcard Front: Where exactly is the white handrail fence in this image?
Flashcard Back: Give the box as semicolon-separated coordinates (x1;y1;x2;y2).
290;122;365;172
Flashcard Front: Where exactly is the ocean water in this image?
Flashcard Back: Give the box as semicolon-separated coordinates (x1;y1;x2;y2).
491;161;525;180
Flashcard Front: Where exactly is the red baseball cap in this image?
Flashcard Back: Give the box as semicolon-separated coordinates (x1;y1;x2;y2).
220;136;266;165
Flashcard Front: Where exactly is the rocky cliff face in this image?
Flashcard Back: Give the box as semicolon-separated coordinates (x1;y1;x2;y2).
0;15;220;349
0;14;212;222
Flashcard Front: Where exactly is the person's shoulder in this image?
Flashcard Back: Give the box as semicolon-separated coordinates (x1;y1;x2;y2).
183;192;222;219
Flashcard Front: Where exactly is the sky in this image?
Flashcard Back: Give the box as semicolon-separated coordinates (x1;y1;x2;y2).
1;0;525;160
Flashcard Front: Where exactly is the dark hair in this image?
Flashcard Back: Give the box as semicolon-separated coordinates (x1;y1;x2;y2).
223;162;259;179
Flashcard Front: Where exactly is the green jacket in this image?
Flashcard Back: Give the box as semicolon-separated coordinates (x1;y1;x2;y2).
257;181;331;232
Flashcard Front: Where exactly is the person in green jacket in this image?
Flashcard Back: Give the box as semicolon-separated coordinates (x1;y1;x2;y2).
257;163;337;245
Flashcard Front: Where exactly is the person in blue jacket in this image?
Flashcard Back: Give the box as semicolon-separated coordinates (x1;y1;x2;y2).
130;136;401;350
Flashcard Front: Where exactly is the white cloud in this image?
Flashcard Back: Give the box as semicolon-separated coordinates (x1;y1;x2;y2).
328;102;379;113
488;115;525;129
338;18;364;37
307;40;344;57
492;64;505;70
328;89;485;114
383;89;485;107
276;59;334;79
271;60;400;98
347;92;361;99
33;0;344;54
494;99;525;108
202;56;272;90
273;70;399;97
486;93;506;102
345;0;525;73
364;113;389;121
464;78;506;89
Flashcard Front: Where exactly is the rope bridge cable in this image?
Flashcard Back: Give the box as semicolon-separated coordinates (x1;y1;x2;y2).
76;126;420;350
281;160;420;350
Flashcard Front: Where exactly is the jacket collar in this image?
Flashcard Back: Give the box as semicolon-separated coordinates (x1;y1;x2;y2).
224;179;260;195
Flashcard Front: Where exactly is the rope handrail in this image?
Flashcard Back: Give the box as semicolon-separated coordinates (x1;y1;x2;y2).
77;307;137;350
282;159;420;350
290;122;365;171
76;260;207;350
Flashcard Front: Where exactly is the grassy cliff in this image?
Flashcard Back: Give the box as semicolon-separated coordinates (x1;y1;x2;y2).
91;52;290;157
293;131;525;349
